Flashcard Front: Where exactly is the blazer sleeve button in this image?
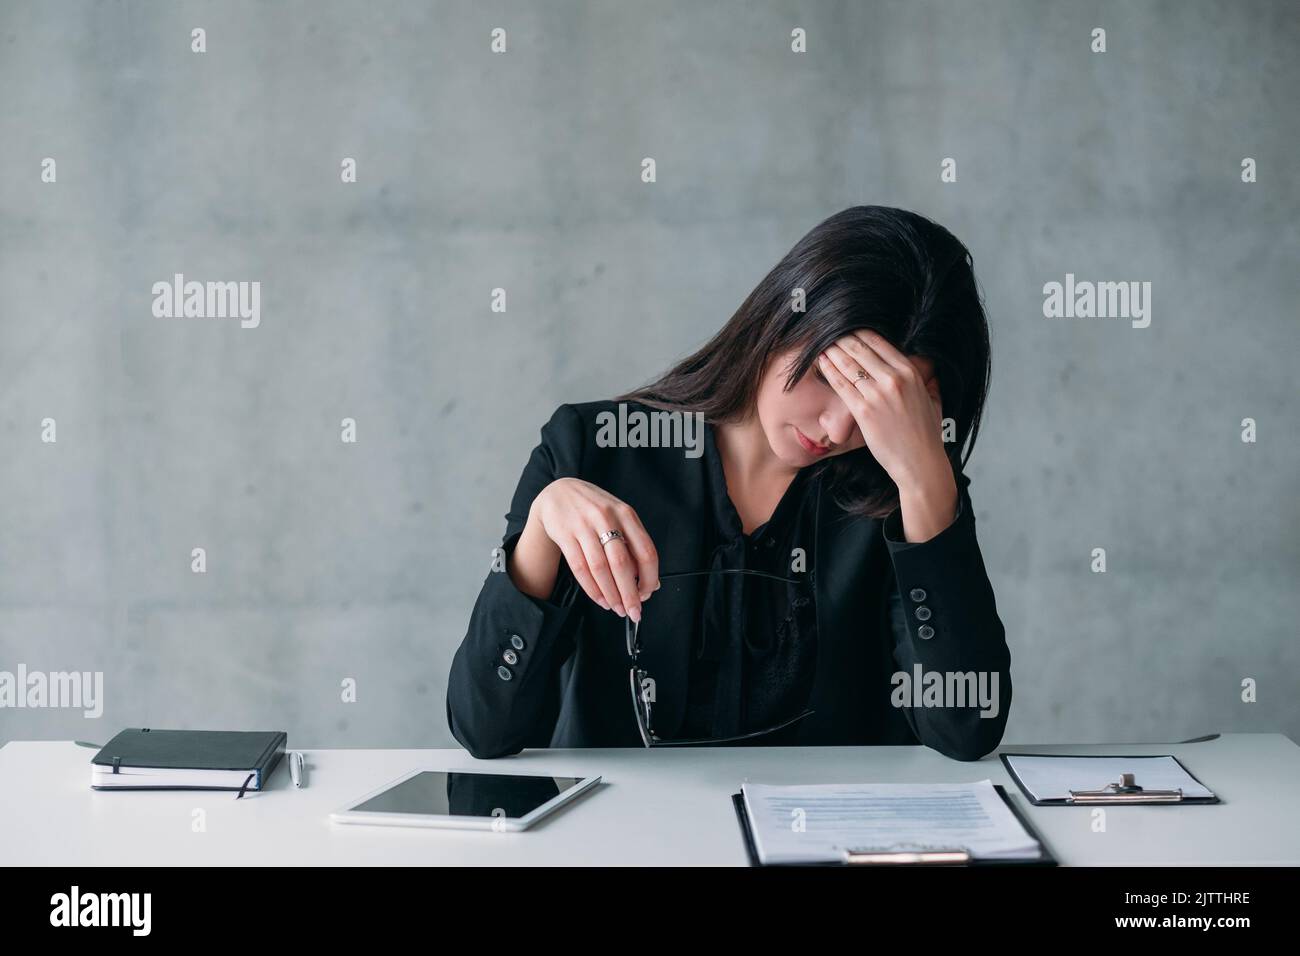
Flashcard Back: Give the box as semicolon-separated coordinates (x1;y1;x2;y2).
510;634;526;651
915;606;932;621
496;664;514;681
502;649;519;666
909;588;927;602
917;625;935;640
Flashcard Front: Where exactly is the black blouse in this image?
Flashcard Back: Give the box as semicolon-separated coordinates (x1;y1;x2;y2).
678;424;820;744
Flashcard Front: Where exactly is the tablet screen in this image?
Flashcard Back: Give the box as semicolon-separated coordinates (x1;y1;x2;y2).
350;771;586;820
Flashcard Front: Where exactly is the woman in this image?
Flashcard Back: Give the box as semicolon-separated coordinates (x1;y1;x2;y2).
446;206;1011;761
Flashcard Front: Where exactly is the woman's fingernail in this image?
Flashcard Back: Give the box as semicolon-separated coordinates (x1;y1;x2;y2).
615;605;626;618
597;598;610;610
629;605;641;623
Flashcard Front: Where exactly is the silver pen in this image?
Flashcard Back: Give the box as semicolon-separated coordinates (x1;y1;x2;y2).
289;751;306;788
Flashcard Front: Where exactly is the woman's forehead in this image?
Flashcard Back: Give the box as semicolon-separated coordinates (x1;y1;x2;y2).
777;341;934;377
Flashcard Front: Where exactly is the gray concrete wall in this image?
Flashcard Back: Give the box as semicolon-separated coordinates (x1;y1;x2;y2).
1;0;1296;749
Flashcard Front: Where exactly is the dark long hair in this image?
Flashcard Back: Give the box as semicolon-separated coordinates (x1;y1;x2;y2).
616;205;992;518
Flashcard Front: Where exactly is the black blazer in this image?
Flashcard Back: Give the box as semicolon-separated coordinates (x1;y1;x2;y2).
446;400;1012;761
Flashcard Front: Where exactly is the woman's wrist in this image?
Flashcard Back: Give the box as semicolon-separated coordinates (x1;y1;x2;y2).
895;471;959;543
508;511;563;600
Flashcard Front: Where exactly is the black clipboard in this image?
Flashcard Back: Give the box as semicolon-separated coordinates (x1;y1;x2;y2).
999;753;1221;806
731;784;1057;867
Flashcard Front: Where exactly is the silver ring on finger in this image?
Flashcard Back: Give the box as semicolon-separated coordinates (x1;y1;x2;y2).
598;529;624;547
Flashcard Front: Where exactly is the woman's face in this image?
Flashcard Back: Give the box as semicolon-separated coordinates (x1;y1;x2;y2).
754;345;936;468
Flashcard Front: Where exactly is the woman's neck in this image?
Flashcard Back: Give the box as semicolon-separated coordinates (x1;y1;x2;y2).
714;412;799;488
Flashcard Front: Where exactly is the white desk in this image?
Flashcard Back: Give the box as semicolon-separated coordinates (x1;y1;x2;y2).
2;733;1297;865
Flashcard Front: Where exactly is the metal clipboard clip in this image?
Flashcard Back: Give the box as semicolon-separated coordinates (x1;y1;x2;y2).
841;844;971;865
1066;771;1183;804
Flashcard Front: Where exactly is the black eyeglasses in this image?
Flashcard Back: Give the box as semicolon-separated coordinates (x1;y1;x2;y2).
626;568;815;747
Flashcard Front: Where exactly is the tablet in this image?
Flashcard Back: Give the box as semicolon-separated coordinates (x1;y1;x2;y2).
330;768;602;831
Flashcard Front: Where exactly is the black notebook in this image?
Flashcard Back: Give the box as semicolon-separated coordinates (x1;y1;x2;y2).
90;728;287;792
